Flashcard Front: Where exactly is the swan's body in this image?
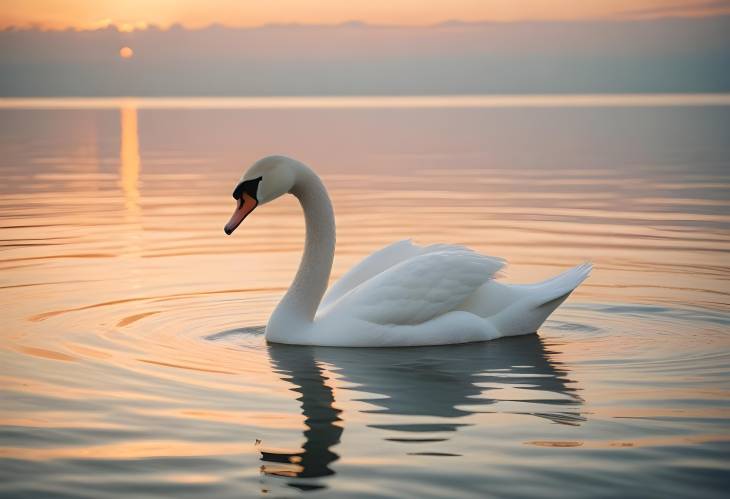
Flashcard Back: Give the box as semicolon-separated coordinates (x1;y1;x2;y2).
225;156;591;347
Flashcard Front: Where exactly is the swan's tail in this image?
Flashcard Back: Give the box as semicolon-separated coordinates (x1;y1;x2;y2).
492;263;592;336
533;262;593;296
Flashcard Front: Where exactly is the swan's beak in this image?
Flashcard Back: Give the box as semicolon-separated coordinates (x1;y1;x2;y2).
224;192;258;235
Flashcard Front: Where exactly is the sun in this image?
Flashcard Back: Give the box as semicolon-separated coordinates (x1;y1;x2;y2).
119;47;134;59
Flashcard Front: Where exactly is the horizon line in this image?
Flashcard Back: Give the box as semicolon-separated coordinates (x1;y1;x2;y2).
2;94;730;110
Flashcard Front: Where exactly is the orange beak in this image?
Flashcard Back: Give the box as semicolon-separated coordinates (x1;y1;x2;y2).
224;192;258;235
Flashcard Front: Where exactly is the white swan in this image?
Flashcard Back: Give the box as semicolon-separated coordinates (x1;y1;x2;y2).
225;155;591;347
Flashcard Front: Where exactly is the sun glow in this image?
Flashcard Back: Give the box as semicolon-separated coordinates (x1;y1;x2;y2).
119;46;134;59
119;21;148;32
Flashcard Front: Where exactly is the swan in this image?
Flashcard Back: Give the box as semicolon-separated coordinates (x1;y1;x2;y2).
224;155;591;347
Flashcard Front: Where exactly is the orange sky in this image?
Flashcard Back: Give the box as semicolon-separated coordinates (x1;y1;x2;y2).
2;0;729;30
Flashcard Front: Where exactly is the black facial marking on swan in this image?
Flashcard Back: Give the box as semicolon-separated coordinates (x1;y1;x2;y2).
232;176;263;201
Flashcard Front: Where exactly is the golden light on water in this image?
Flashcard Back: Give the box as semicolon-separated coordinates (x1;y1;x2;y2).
119;105;140;217
119;46;134;59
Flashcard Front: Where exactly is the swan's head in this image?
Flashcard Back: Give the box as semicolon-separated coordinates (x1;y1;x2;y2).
224;155;298;235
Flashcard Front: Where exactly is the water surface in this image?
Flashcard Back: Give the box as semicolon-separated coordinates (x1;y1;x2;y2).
1;96;729;498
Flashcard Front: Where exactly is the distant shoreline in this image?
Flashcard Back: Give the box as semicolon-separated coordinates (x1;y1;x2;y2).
2;94;730;110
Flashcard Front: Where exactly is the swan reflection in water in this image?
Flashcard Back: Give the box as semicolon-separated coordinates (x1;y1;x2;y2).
260;334;582;490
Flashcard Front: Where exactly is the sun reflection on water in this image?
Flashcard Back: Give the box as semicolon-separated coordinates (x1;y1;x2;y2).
120;105;141;219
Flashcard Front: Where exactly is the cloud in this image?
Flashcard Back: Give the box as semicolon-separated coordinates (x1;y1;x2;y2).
1;15;729;96
618;0;730;18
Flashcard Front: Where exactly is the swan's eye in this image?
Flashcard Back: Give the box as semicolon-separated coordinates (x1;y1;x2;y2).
232;176;263;201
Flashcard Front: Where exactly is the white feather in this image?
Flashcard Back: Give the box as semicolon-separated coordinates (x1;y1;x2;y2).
320;239;490;309
321;248;504;326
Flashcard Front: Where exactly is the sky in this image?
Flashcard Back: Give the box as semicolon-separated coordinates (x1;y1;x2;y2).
2;0;730;29
0;1;729;96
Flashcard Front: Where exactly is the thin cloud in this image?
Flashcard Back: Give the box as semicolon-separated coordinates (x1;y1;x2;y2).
618;0;730;19
1;14;728;96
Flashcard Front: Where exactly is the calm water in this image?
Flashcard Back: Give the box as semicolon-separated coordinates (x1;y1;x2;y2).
1;96;729;498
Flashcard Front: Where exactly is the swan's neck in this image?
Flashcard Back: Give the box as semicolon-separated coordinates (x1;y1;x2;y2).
270;167;335;330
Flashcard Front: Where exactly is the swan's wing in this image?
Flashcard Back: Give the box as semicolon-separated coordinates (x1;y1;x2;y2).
323;248;504;326
321;239;473;308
